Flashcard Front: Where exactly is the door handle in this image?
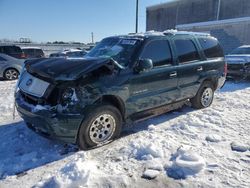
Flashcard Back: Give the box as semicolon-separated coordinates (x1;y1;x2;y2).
197;66;203;71
170;71;177;78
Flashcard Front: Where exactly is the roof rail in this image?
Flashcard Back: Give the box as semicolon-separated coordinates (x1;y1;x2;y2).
163;30;210;36
126;30;210;38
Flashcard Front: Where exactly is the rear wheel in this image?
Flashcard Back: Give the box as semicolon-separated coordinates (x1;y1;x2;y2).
77;104;122;150
4;68;19;80
190;81;214;109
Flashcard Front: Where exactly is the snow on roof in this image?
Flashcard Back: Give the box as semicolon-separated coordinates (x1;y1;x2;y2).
62;48;82;53
127;30;210;37
128;30;165;37
21;47;42;49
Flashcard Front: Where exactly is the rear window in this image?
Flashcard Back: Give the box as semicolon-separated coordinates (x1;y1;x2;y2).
198;37;224;58
34;49;44;55
174;39;200;63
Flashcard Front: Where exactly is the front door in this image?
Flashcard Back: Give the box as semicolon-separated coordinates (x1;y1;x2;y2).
127;38;179;115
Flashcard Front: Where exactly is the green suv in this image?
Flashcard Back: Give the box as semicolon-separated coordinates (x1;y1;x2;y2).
15;31;226;149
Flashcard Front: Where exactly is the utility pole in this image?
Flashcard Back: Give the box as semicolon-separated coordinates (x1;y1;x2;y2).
91;32;94;44
216;0;221;20
135;0;139;33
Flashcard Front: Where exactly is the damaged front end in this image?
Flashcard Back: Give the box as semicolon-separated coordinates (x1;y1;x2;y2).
15;57;120;143
226;56;250;79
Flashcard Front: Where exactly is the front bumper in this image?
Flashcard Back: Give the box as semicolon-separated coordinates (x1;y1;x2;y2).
15;91;83;143
227;64;250;78
216;76;226;90
227;69;250;77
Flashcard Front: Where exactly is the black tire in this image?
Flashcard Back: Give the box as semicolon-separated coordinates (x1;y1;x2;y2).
77;104;122;150
190;81;215;109
4;68;19;80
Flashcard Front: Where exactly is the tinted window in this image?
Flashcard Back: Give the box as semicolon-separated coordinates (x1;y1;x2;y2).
34;49;44;56
67;51;79;57
174;39;200;63
199;37;224;58
140;40;172;66
23;49;34;55
80;51;87;56
4;46;22;54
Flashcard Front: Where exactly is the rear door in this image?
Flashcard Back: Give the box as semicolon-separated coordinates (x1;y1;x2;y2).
127;38;179;114
173;36;204;100
197;36;225;77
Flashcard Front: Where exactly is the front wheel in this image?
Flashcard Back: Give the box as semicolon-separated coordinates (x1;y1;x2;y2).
4;68;19;80
77;104;122;150
190;81;214;109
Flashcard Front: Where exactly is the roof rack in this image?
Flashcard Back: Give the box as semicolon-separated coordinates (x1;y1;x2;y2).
163;30;210;36
126;30;210;38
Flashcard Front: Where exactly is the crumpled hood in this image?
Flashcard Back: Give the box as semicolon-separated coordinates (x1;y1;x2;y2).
225;55;250;65
25;57;115;82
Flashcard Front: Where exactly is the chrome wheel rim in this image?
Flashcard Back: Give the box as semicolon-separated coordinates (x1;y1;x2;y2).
89;114;116;144
201;88;213;107
5;69;18;80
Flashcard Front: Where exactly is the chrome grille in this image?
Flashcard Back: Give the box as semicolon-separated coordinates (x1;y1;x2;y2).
19;71;50;98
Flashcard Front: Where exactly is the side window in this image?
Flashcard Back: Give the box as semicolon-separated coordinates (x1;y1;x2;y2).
24;49;34;55
198;37;224;58
37;49;44;56
5;46;22;55
174;39;200;63
140;40;172;67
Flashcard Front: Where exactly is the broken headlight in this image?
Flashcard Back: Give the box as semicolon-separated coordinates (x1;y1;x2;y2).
61;88;74;101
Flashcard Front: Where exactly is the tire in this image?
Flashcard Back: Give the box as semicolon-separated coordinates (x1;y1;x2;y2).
4;68;19;80
190;81;214;109
77;104;122;150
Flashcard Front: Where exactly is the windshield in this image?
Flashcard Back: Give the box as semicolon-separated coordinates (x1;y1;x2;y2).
231;47;250;55
86;37;140;66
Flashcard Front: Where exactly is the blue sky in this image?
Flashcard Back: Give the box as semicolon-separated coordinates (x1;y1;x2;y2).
0;0;167;43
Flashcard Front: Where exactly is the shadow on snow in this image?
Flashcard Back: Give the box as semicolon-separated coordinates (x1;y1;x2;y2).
0;121;77;180
1;80;249;180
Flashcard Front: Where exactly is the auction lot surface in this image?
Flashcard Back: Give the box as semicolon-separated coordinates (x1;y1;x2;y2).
0;80;249;188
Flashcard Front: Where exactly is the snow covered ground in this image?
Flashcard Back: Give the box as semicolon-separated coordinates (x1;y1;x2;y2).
0;80;250;188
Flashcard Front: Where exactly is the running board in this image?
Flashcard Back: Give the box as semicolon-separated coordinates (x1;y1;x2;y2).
129;100;187;123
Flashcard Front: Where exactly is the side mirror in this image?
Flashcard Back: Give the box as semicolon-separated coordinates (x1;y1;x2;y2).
134;59;153;73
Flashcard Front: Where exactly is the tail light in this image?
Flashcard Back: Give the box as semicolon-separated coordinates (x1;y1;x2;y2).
21;52;26;59
224;63;228;76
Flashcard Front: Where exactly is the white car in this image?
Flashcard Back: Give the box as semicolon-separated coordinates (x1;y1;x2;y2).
49;49;87;58
0;53;25;80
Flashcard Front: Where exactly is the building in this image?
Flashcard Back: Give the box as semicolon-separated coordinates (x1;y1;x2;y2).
146;0;250;53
